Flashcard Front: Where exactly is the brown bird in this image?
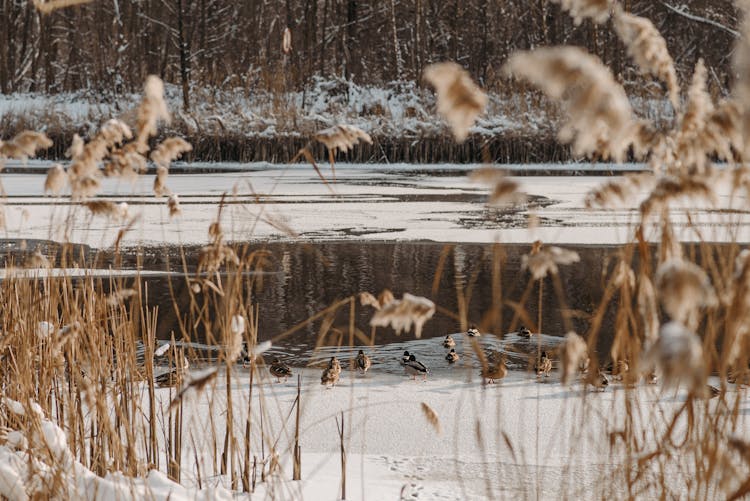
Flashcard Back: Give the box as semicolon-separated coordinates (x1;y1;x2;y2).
269;358;292;383
445;348;459;363
481;357;507;384
535;351;552;378
443;335;456;348
321;357;341;388
355;350;371;375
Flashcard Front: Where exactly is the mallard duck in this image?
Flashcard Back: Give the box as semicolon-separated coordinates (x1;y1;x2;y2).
355;350;371;375
467;325;481;337
269;358;292;382
404;354;429;381
321;365;340;388
518;326;532;338
327;356;342;376
535;351;552;378
613;359;629;381
400;351;411;366
445;349;459;363
481;358;507;384
443;335;456;348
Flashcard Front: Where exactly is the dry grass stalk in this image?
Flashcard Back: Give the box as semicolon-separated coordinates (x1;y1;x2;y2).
105;289;137;306
151;137;192;169
522;240;580;280
424;62;487;143
420;403;441;435
469;167;526;206
655;258;717;326
561;331;588;385
584;172;654;209
551;0;612;25
504;47;634;161
43;164;67;195
723;250;750;366
369;293;435;338
282;27;293;54
642;321;705;392
314;125;372;154
638;275;660;345
734;1;750;159
0;131;52;160
613;7;680;110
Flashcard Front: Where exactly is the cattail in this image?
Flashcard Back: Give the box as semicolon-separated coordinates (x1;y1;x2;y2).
44;164;67;195
424;62;487;143
551;0;613;25
167;193;182;218
282;27;292;54
522;240;580;280
314;124;372;153
150;137;192;168
0;131;52;160
560;331;588;385
642;321;705;392
504;47;634;161
655;259;717;326
469;167;526;207
613;7;680;110
370;293;435;338
420;403;441;435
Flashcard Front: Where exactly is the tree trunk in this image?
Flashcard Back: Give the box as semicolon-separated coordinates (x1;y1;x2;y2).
177;0;190;111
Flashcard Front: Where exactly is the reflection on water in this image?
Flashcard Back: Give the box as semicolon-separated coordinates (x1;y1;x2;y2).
141;242;622;368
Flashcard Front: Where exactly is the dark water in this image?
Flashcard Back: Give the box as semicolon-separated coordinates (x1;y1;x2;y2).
136;241;622;368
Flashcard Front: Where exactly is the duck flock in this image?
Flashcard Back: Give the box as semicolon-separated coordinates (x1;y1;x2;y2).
265;324;614;389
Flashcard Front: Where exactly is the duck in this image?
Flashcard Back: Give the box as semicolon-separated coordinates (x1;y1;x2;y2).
590;369;609;392
269;358;292;383
535;351;552;378
400;351;411;366
481;358;507;384
321;364;340;388
467;325;481;337
518;326;532;338
154;355;190;388
355;350;371;375
612;359;629;382
445;349;459;363
404;354;429;381
443;335;456;348
327;356;342;376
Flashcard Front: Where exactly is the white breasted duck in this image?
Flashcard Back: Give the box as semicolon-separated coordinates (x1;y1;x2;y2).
355;350;371;375
269;358;292;382
400;351;411;366
445;349;459;363
443;335;456;348
518;326;532;338
404;354;429;381
467;324;481;337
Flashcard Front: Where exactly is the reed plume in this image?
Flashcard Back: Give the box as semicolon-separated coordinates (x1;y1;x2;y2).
370;293;435;338
32;0;93;13
522;240;580;280
469;167;526;207
655;258;717;327
584;172;654;209
551;0;612;25
638;275;660;345
43;164;67;195
420;403;441;435
0;131;52;160
642;321;706;392
151;137;193;169
84;200;128;220
560;331;588;385
733;0;750;159
169;368;219;410
504;47;634;161
226;314;245;363
424;62;487;143
613;7;680;110
314;125;372;154
135;75;170;150
639;175;715;218
154;166;170;197
167;194;182;218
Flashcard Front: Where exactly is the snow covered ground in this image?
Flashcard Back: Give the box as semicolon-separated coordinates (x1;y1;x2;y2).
0;162;748;249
